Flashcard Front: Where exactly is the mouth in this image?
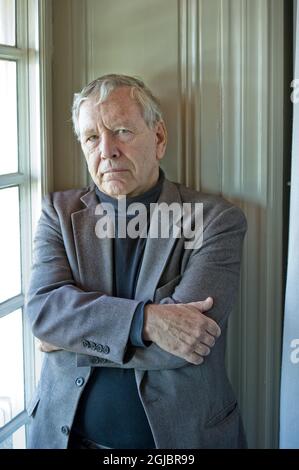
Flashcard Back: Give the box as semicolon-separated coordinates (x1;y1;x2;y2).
102;169;129;174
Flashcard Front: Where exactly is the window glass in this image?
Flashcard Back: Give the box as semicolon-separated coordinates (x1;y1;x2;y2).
0;0;15;46
0;186;21;303
0;424;25;449
0;0;42;449
0;60;18;175
0;309;24;428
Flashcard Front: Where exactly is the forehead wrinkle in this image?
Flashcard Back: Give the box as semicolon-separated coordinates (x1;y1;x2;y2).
79;91;146;136
99;89;144;121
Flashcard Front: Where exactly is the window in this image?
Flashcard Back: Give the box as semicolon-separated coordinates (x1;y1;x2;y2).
0;0;50;448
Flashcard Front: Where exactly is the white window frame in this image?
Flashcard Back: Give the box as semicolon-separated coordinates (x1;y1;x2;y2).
0;0;52;447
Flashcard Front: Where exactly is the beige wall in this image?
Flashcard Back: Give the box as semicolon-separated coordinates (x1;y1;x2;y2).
86;0;181;183
51;0;290;448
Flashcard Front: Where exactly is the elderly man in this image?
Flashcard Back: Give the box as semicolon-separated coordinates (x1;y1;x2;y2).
26;74;247;449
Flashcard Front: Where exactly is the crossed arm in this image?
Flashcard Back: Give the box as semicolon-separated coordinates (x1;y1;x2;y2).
27;195;246;370
39;297;220;365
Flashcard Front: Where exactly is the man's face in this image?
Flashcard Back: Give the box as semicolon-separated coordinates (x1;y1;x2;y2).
78;86;167;198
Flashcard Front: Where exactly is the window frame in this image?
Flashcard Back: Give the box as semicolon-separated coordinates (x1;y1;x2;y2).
0;0;52;447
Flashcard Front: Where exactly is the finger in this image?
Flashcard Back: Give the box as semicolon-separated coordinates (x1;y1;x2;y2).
160;330;206;365
200;332;216;348
187;352;205;365
38;341;60;352
206;319;221;338
194;343;211;357
176;325;213;353
175;347;204;365
176;331;210;360
189;297;213;312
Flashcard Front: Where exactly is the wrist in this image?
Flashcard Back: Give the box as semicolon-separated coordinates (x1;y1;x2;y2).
143;303;158;342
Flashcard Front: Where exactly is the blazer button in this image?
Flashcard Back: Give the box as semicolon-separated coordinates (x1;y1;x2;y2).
75;377;85;387
103;345;110;355
91;357;100;364
96;344;103;353
61;425;70;435
82;339;90;348
90;341;97;351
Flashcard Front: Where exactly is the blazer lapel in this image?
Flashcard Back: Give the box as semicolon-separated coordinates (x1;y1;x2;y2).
71;186;114;294
71;179;183;299
134;180;183;301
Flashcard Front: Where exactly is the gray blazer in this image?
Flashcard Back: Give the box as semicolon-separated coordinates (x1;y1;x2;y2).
25;178;247;449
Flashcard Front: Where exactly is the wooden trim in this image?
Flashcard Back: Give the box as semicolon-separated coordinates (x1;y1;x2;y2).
178;0;200;188
70;0;89;189
38;0;54;196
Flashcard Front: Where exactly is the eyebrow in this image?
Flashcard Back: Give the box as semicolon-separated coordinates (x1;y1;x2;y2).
81;127;97;136
107;119;138;131
81;122;138;136
113;120;136;128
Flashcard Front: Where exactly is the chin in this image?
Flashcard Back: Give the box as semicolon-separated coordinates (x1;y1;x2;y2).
103;181;132;198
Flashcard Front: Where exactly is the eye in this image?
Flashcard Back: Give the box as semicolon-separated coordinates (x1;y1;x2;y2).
115;129;133;141
86;135;98;144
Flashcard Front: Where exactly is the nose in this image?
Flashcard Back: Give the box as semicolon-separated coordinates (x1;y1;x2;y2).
100;131;120;159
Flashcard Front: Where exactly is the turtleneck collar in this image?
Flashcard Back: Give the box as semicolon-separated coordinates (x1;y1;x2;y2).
95;168;165;213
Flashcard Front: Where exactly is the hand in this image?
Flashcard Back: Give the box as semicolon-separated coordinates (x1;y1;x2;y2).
143;297;221;365
38;340;62;353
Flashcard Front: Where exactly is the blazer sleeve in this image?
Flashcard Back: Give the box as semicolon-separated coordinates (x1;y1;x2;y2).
86;204;248;371
25;194;143;365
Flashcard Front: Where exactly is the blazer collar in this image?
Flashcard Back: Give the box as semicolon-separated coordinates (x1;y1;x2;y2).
78;179;181;208
71;179;183;300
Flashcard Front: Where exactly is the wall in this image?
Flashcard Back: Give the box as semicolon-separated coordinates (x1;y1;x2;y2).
51;0;291;448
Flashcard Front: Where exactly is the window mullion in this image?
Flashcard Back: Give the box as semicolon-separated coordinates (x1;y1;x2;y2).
17;0;37;448
0;45;24;60
16;0;29;50
0;294;24;318
0;411;29;443
0;173;26;189
0;0;45;449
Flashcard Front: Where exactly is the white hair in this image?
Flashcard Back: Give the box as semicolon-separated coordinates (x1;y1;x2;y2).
72;74;163;140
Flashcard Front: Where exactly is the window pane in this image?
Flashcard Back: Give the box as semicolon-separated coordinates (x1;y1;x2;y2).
0;425;26;449
0;187;21;303
0;60;18;175
0;309;24;428
0;0;15;46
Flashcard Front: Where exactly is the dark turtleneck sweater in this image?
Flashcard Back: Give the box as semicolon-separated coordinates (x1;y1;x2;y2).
71;170;165;449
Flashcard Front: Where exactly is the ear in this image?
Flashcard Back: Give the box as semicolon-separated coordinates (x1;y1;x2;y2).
155;121;167;161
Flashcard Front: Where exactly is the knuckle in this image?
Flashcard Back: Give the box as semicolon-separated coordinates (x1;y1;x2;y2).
199;331;207;342
182;344;193;355
194;326;203;338
177;342;187;354
172;342;180;353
